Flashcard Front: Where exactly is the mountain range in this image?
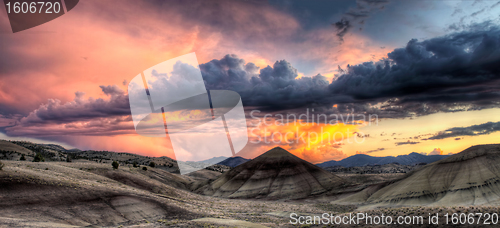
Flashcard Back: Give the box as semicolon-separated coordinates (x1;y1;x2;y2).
316;152;450;167
195;152;448;169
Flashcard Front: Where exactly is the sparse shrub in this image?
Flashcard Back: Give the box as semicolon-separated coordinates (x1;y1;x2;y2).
142;166;147;171
66;156;72;162
149;161;155;168
0;161;3;170
33;153;45;162
112;161;119;170
133;161;139;168
20;154;26;161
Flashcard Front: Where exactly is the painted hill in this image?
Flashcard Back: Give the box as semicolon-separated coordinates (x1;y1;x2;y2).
317;152;449;167
217;156;250;167
196;147;347;200
363;144;500;207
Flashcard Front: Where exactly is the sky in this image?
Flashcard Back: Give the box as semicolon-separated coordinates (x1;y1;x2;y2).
0;0;500;163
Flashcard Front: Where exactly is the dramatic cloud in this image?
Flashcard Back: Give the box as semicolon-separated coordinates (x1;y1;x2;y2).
329;27;500;112
2;85;133;138
200;26;500;118
427;121;500;140
201;54;334;111
5;26;500;139
331;27;500;99
19;85;130;125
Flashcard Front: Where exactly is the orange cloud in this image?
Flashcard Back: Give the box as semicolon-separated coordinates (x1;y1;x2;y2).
248;119;360;163
429;148;444;155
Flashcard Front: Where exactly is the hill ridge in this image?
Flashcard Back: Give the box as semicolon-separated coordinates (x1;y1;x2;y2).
359;144;500;207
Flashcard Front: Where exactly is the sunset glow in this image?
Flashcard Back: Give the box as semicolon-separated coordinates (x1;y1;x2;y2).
1;0;499;164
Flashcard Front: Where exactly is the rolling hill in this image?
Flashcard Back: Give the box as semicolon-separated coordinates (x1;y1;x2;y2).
0;161;199;227
362;144;500;207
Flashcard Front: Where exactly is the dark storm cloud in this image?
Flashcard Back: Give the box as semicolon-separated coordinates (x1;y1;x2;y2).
200;27;500;118
427;121;500;140
329;27;500;104
20;85;130;125
201;54;335;111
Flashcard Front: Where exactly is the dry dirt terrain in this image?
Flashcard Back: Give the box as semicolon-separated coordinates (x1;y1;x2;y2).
0;161;360;227
2;142;500;227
